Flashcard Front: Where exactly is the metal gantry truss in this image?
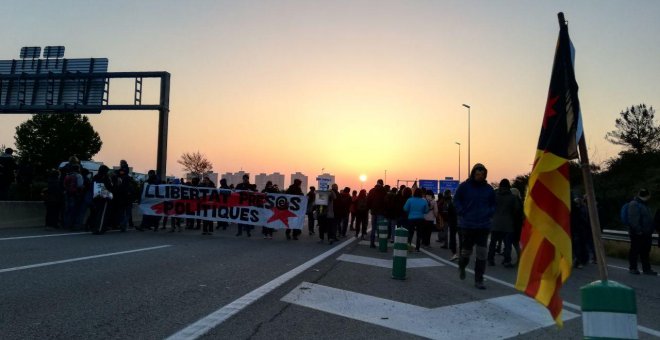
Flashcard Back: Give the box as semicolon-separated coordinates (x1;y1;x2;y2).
0;71;171;180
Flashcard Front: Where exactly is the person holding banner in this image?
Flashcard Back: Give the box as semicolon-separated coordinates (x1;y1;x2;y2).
262;181;278;239
235;174;254;237
285;179;305;240
200;176;216;235
217;178;230;231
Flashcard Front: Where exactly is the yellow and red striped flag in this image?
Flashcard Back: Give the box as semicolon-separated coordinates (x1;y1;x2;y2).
515;13;584;327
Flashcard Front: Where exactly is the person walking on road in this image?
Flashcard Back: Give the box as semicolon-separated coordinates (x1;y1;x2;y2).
317;185;338;244
626;189;657;275
367;179;387;248
403;188;429;252
354;189;369;239
439;190;459;261
423;190;438;247
454;163;496;289
487;179;521;268
306;186;317;235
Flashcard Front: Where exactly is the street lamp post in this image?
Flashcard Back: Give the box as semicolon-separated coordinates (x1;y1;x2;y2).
455;142;461;182
462;104;471;179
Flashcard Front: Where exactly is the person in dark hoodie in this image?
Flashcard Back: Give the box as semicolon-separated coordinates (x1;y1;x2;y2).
626;189;657;275
454;163;496;289
487;179;521;268
367;179;387;248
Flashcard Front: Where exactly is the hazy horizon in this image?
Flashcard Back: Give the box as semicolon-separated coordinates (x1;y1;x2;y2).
2;1;659;190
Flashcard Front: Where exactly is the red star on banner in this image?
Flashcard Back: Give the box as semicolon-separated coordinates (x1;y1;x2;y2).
542;96;559;129
267;208;297;228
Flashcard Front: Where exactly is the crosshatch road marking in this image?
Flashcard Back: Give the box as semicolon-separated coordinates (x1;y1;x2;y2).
282;281;579;340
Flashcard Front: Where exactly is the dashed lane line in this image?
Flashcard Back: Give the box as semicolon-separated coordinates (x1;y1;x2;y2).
0;231;89;241
0;245;172;273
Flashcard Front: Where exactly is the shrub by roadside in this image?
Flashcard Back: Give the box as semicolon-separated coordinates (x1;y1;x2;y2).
603;239;660;265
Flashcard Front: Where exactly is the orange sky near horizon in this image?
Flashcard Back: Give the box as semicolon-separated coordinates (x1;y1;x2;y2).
2;1;659;191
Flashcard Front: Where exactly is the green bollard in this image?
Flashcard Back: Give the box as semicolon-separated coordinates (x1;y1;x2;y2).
378;218;389;252
392;227;408;280
581;280;637;339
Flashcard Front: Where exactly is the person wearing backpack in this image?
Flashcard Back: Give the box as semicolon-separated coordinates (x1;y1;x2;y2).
626;189;657;275
63;164;84;230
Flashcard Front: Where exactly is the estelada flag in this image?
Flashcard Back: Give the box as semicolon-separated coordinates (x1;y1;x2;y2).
514;13;584;327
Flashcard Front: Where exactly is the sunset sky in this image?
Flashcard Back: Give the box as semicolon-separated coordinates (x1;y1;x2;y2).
2;1;659;190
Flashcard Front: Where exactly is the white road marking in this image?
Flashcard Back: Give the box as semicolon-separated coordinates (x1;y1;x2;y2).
0;232;89;241
638;325;660;337
282;282;578;340
0;245;172;274
420;248;660;337
165;237;356;340
358;240;393;248
607;264;630;271
337;254;443;269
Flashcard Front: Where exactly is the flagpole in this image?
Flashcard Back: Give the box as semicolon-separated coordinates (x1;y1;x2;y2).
578;140;609;281
559;12;609;282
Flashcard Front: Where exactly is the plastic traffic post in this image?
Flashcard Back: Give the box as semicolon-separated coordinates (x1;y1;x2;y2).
378;217;389;252
581;280;638;339
392;227;408;280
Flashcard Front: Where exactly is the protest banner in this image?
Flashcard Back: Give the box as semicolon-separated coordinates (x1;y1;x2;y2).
139;185;308;229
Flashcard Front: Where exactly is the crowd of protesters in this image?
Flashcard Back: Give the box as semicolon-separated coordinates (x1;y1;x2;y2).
4;151;658;287
41;157;139;233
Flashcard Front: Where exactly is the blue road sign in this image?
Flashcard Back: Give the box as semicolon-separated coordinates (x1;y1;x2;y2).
418;180;439;194
439;180;460;195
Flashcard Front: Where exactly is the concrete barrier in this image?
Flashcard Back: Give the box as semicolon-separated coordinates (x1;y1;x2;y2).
0;201;45;229
0;201;143;229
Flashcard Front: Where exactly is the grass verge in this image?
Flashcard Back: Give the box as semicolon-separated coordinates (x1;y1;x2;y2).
603;239;660;265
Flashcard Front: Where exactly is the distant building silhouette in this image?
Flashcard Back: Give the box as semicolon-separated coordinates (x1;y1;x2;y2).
255;172;285;191
187;172;219;187
291;172;309;193
221;171;250;187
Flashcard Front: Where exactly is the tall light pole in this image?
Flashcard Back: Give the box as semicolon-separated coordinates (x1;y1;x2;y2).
455;142;461;182
462;104;471;179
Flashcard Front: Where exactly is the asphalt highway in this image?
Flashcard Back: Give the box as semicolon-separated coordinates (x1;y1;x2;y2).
1;225;658;339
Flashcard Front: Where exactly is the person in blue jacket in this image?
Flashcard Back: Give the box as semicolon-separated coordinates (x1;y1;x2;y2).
454;163;496;289
403;188;430;251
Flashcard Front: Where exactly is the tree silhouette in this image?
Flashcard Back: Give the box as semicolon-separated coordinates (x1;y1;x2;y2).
605;104;660;154
178;151;213;178
14;114;102;175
